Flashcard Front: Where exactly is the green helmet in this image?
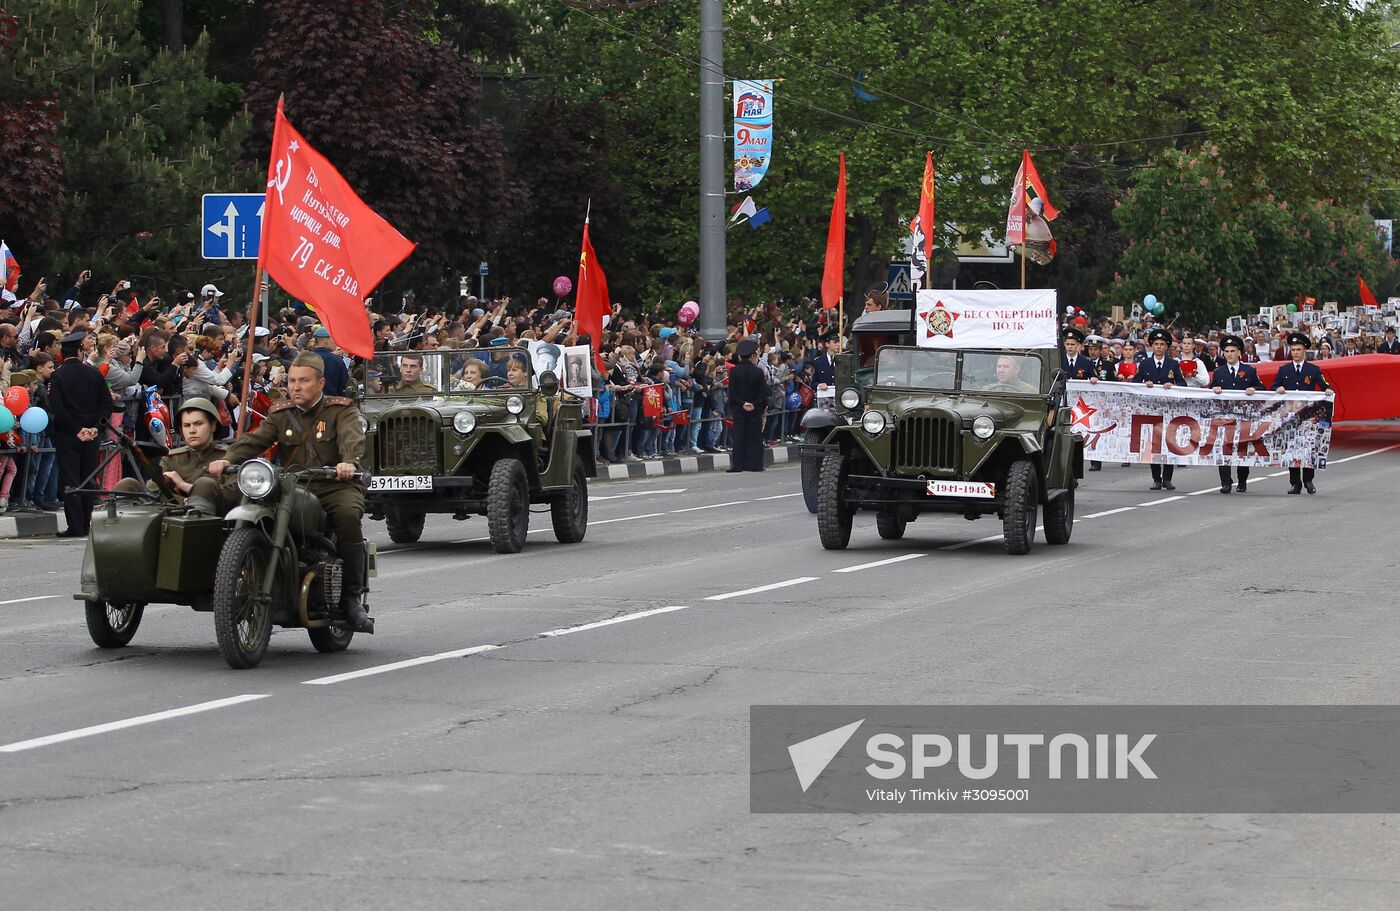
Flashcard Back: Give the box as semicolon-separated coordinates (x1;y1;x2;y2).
178;397;221;424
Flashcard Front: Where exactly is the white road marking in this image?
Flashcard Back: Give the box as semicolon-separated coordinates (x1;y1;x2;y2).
1138;496;1184;506
540;605;690;637
705;577;818;601
0;595;59;606
756;493;804;501
1187;487;1220;496
590;489;687;502
590;513;667;526
1081;507;1137;519
832;554;927;574
302;645;502;686
940;534;1006;552
1327;443;1400;464
0;694;269;753
670;500;749;513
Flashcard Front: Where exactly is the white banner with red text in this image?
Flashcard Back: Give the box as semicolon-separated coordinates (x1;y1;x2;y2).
1066;381;1334;468
914;289;1058;350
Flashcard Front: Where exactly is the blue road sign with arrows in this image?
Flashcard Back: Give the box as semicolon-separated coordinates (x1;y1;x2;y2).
202;193;265;260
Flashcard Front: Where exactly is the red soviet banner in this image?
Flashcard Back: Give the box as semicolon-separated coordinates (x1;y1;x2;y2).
1254;354;1400;422
259;98;415;358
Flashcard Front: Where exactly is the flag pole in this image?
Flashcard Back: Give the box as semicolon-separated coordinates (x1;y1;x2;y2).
1020;153;1028;291
237;92;282;438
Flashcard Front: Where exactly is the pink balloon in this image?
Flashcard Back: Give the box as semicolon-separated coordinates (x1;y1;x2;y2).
552;275;573;297
677;301;700;326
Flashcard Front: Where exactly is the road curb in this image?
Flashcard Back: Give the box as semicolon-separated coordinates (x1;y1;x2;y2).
0;511;60;539
593;444;798;481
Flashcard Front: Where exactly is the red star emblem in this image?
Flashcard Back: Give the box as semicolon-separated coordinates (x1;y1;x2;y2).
1070;395;1097;430
918;299;959;339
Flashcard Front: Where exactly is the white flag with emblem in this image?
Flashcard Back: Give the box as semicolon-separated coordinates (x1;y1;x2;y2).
914;288;1058;349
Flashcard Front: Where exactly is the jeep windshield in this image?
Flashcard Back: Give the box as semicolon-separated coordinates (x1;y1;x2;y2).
359;348;534;397
874;348;1044;394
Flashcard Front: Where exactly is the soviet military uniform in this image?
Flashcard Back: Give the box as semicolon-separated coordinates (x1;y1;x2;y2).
165;442;240;514
223;394;367;598
389;379;436;395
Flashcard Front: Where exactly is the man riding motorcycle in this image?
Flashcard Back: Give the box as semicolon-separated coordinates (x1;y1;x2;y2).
209;351;372;632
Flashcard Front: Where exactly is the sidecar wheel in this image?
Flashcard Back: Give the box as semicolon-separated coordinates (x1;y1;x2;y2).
84;600;144;648
308;624;354;653
213;527;277;669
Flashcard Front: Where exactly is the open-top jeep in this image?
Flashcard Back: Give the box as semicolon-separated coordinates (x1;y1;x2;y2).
356;348;594;553
811;316;1082;554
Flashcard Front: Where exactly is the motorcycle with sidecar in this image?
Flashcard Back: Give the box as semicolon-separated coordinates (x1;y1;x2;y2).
75;460;376;669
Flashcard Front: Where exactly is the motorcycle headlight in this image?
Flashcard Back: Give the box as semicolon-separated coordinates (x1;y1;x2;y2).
452;410;477;436
839;388;862;410
237;458;277;500
861;410;888;435
506;395;526;416
973;415;996;440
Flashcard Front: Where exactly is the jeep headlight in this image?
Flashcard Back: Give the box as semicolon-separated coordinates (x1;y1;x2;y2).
506;395;526;416
972;415;996;440
861;410;888;435
452;411;477;436
237;458;277;500
357;413;375;434
839;388;862;410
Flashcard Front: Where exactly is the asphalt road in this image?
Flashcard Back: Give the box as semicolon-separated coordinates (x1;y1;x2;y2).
3;424;1400;910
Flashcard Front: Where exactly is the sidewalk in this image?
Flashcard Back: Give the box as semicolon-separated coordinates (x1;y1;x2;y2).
593;443;800;481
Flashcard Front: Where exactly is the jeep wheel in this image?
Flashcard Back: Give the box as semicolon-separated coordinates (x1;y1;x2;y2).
817;451;853;550
1043;481;1074;546
800;431;823;514
875;512;906;540
1001;460;1039;556
487;457;530;554
385;510;425;544
550;456;589;544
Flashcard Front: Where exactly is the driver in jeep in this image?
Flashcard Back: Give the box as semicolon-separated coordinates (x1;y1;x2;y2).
982;355;1038;393
209;351;372;632
390;352;436;394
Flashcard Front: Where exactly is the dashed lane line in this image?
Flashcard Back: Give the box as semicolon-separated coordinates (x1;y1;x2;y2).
1080;507;1137;519
832;554;927;574
1138;496;1184;506
670;500;750;513
302;645;503;686
0;596;59;606
540;605;690;638
704;577;819;601
0;694;270;753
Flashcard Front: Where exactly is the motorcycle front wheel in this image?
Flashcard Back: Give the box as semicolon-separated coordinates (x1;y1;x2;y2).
213;527;278;669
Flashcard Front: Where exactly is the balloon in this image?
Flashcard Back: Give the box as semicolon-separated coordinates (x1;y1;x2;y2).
677;301;700;326
552;275;573;297
2;386;29;415
1072;316;1088;327
1286;303;1298;312
0;406;12;433
1143;294;1158;308
18;406;48;435
785;392;803;410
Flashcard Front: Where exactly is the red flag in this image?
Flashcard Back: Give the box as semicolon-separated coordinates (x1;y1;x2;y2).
1006;149;1059;245
574;217;610;369
821;152;846;310
911;151;935;266
1357;274;1378;308
258;98;415;358
640;383;664;420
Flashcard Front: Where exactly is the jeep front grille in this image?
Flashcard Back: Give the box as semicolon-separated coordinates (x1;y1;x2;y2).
376;414;439;473
892;415;957;472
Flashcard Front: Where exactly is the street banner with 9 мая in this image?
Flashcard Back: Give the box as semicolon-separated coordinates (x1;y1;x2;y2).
258;98;416;359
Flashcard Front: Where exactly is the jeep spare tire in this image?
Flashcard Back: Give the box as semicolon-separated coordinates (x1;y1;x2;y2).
385;510;425;544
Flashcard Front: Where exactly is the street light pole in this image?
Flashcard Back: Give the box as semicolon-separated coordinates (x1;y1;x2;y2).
697;0;727;342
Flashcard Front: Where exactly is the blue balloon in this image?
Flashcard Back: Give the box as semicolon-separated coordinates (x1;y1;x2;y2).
785;392;803;410
1143;294;1158;308
18;406;48;435
0;406;12;434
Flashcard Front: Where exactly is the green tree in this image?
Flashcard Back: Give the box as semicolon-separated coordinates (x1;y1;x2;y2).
5;0;252;298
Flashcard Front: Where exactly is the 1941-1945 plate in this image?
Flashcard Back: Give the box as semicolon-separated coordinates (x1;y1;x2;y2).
926;480;996;498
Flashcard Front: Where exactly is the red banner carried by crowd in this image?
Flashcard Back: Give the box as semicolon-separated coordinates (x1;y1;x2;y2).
1254;354;1400;423
258;98;415;358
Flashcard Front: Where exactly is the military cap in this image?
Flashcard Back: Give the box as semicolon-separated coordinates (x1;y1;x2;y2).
312;326;331;338
59;329;87;350
8;369;36;387
1062;326;1086;343
1286;331;1310;348
290;350;325;374
177;396;221;423
735;338;758;358
1147;328;1173;345
1219;334;1246;352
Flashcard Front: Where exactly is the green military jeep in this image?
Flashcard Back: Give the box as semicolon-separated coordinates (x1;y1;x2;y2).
356;348;594;553
812;322;1082;554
